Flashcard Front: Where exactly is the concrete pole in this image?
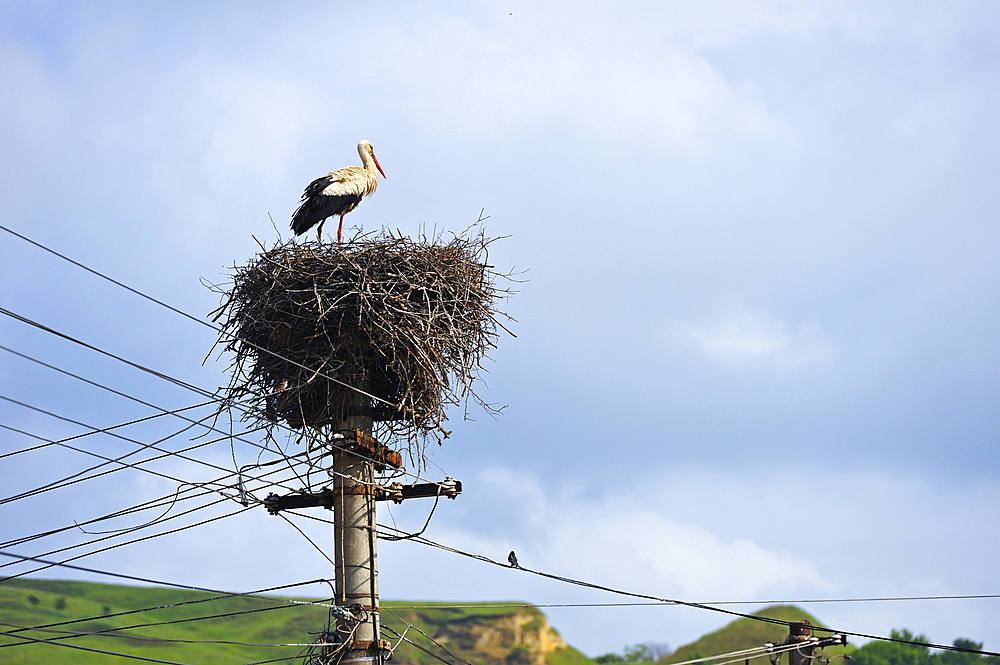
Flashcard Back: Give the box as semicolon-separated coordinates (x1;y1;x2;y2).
332;402;381;664
786;621;814;665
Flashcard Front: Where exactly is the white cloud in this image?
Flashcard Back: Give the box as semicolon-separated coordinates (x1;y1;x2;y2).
678;309;834;372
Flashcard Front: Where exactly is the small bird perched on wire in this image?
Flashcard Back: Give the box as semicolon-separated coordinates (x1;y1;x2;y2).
508;551;519;568
291;140;386;245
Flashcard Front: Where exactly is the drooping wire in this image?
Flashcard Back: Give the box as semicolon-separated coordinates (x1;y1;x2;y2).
381;606;474;665
1;577;333;639
0;305;431;489
0;393;326;512
0;630;195;665
374;527;1000;658
0;396;215;461
0;503;253;582
380;623;472;665
0;441;301;550
0;551;356;618
0;223;398;409
274;511;336;568
382;593;1000;609
0;619;324;648
0;393;301;503
0;395;224;504
0;305;213;398
0;341;307;464
1;300;443;503
0;463;319;578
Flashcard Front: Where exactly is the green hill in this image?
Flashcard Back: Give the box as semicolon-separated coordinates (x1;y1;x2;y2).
1;578;854;665
663;605;854;665
0;578;590;665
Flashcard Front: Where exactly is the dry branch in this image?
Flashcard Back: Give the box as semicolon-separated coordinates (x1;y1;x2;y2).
211;229;512;461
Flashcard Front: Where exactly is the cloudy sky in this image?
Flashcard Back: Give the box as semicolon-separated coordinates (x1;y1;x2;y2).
1;1;999;659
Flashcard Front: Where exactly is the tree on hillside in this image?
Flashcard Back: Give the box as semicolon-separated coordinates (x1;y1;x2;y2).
935;639;982;665
852;631;1000;665
851;629;931;665
596;643;673;663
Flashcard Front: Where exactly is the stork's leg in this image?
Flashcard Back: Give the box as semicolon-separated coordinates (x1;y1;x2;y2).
316;219;325;244
337;215;345;246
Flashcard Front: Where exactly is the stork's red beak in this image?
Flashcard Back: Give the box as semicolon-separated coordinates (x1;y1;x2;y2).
372;154;386;179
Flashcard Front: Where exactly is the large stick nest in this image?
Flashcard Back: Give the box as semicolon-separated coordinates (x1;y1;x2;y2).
210;230;512;455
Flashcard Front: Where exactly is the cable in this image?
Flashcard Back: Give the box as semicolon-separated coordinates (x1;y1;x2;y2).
381;607;473;665
0;412;230;509
0;398;214;460
0;416;276;510
380;624;471;665
0;630;196;665
1;619;277;645
0;551;346;615
2;578;332;638
0;393;305;505
382;593;1000;609
1;456;322;572
0;396;224;504
0;305;427;488
376;528;1000;658
0;223;397;408
0;612;323;648
0;502;254;582
275;512;336;567
0;305;213;397
1;493;236;568
0;341;303;466
0;437;299;551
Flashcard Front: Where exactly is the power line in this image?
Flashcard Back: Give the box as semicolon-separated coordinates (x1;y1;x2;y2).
1;615;322;648
0;397;223;504
0;222;397;408
0;435;301;550
0;305;426;487
0;551;342;613
0;341;299;464
376;527;1000;658
0;493;235;569
0;630;196;665
383;594;1000;609
1;503;253;582
1;479;221;550
0;305;214;398
0;414;280;508
1;301;440;500
0;446;322;556
2;578;333;638
0;393;306;505
381;623;472;665
0;399;215;460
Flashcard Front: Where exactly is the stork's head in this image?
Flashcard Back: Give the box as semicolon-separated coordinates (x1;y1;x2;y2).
358;140;386;179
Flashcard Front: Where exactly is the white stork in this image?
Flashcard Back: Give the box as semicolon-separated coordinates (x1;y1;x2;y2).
291;140;386;244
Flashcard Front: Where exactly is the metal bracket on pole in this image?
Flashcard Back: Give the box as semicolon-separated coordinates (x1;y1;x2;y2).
775;621;847;665
262;478;462;514
329;429;403;471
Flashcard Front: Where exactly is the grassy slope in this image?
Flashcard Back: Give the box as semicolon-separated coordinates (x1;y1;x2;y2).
0;577;329;664
0;579;590;665
662;606;854;664
1;579;847;665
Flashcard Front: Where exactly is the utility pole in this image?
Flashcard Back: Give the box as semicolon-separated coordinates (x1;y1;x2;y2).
262;422;462;664
786;621;815;665
330;401;384;665
224;232;495;663
774;621;846;665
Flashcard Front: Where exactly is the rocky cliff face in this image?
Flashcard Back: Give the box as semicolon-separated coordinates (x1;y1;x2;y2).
436;609;568;665
383;605;585;665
